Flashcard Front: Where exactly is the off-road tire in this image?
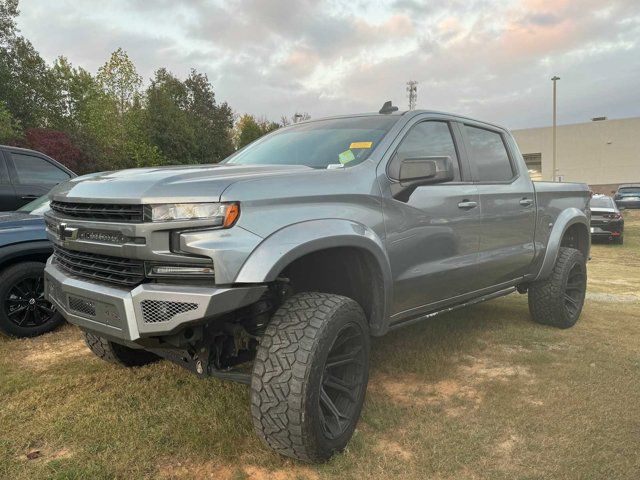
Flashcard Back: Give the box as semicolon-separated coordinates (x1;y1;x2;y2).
83;331;159;367
0;261;64;338
528;247;587;329
251;292;370;462
613;236;624;245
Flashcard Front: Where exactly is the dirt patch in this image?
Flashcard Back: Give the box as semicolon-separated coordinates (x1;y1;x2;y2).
19;336;90;371
243;465;320;480
372;374;480;408
157;461;235;480
374;438;414;461
19;446;73;463
586;292;640;303
460;356;532;381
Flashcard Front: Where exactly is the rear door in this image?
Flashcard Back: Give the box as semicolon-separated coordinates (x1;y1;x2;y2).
0;149;19;211
462;123;536;288
6;150;72;208
379;116;482;318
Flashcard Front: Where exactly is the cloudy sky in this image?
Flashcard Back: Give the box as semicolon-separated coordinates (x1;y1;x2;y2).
16;0;640;129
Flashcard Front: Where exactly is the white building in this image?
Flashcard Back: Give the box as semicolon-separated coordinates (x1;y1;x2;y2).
512;116;640;194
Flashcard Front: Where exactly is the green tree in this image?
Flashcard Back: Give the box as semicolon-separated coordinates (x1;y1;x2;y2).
146;68;195;163
96;48;141;116
0;100;21;142
236;114;264;149
185;69;234;163
0;0;18;46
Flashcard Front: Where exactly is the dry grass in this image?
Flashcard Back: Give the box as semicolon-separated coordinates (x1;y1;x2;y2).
1;211;639;479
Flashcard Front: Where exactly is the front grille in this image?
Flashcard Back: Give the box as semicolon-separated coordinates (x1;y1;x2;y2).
53;246;145;287
140;300;198;323
51;201;144;223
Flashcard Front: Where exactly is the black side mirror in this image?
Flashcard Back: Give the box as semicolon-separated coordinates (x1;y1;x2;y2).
391;156;454;201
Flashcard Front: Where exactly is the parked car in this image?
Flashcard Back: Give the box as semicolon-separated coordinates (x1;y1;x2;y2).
43;105;591;462
589;194;624;244
0;145;75;211
613;184;640;209
0;195;63;337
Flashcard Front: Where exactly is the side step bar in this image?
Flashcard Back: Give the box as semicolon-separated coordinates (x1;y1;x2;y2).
388;287;517;331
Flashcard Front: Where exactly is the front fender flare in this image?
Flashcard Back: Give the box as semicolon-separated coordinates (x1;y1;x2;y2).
535;208;589;281
234;219;393;334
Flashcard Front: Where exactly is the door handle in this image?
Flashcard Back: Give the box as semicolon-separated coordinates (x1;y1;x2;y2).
457;200;478;209
519;198;534;207
21;195;39;200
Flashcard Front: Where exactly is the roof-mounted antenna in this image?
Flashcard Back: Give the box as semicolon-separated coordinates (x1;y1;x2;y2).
379;101;398;114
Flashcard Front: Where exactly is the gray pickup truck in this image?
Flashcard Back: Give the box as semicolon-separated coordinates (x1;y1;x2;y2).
44;105;590;462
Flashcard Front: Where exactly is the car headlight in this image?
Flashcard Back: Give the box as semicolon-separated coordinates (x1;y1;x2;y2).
148;202;239;226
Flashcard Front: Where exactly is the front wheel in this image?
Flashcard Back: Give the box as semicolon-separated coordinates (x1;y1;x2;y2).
83;332;159;367
251;292;370;462
0;262;64;338
528;247;587;329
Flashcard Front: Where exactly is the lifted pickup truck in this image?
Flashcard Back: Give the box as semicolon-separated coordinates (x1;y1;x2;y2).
44;106;590;462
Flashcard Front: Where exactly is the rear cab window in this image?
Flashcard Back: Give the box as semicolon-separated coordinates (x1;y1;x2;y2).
463;125;515;182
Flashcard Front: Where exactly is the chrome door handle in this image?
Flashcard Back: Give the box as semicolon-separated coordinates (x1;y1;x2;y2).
457;201;478;209
519;198;534;207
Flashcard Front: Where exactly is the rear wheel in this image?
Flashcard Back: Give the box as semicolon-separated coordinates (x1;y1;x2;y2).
251;292;370;462
83;331;159;367
613;236;623;245
0;262;64;338
528;247;586;329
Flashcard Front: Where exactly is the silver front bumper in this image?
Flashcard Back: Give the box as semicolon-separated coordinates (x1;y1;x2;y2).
44;261;267;341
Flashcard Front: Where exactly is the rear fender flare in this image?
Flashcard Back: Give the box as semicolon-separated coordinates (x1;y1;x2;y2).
535;208;589;281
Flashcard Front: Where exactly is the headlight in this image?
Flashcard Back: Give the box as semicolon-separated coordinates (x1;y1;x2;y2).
146;264;215;277
149;202;239;226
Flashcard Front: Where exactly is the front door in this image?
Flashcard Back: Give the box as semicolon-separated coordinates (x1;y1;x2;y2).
379;118;482;318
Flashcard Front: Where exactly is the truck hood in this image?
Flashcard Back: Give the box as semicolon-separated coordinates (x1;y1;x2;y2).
51;164;312;203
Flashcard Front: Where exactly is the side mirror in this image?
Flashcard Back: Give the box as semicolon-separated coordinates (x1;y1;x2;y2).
391;156;454;201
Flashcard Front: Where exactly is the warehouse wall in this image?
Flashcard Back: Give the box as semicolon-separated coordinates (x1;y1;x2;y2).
512;117;640;187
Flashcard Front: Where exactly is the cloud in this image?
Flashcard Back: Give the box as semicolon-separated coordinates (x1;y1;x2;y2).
15;0;640;127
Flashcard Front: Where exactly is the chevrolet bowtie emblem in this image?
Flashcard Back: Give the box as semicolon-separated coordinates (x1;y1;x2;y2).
58;222;78;241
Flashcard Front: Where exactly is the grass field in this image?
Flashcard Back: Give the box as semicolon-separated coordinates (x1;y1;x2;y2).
1;212;639;480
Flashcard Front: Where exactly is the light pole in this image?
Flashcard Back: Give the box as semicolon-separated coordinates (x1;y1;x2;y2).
551;76;560;181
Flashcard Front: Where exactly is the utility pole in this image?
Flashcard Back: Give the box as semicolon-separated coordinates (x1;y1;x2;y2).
551;76;560;181
406;81;418;110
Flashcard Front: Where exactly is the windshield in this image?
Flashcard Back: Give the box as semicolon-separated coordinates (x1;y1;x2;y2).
224;116;399;169
619;187;640;195
17;195;50;215
590;196;614;208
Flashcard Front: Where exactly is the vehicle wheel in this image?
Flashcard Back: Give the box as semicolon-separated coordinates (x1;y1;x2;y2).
613;236;623;245
83;331;159;367
251;292;370;462
528;247;587;329
0;262;64;338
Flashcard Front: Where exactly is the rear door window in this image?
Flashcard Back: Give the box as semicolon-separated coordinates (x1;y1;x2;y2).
464;126;514;182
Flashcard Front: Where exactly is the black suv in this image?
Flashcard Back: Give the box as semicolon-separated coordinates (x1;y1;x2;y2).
0;145;75;211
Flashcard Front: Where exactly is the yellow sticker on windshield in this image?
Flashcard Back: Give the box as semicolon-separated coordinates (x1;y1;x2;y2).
350;141;373;149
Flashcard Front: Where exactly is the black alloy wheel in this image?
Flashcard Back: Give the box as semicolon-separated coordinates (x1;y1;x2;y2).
5;275;55;328
0;262;64;337
319;323;367;440
564;261;586;320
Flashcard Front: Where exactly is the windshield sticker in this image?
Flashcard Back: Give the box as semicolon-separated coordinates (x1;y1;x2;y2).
338;149;356;165
349;141;373;149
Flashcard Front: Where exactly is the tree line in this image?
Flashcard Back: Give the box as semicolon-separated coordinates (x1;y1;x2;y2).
0;0;309;174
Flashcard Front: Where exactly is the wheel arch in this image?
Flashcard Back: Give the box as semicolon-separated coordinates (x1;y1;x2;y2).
535;208;589;281
234;219;392;335
0;241;53;270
